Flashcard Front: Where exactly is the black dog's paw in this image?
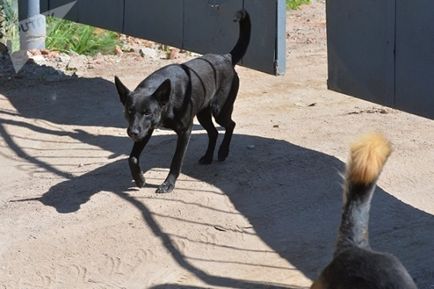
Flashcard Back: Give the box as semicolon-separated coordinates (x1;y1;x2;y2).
199;155;213;165
156;182;174;194
129;157;146;188
218;147;229;162
133;174;146;188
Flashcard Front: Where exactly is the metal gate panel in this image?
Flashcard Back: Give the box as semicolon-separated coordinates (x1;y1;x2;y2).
123;0;184;48
40;0;48;14
395;0;434;118
183;0;243;55
184;0;285;74
48;0;78;21
38;0;285;75
40;1;122;36
327;0;434;119
78;0;124;32
326;0;395;106
244;0;283;74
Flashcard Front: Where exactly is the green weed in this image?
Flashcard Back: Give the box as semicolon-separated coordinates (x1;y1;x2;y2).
0;0;19;51
286;0;311;10
46;17;119;55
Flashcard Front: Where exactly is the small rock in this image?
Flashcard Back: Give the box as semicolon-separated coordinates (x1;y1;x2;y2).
56;53;71;64
40;49;50;55
114;45;123;56
273;124;279;128
27;49;42;56
214;225;227;232
46;50;59;58
168;48;179;59
121;45;135;53
30;55;46;65
139;47;160;59
66;55;87;71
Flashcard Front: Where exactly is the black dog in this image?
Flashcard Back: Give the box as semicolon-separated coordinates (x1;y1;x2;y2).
311;134;418;289
114;10;250;193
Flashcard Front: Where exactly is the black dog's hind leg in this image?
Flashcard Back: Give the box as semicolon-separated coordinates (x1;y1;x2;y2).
216;75;239;162
129;129;153;187
157;126;192;193
197;108;218;165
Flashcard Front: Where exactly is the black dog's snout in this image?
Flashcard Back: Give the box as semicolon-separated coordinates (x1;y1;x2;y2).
128;128;140;138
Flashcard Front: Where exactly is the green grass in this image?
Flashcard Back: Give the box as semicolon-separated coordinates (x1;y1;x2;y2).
0;0;19;51
286;0;310;9
1;0;119;55
46;17;119;55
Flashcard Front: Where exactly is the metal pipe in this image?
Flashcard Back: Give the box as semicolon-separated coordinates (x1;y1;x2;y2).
18;0;45;50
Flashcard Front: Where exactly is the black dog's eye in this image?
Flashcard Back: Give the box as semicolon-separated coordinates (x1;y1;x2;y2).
143;111;152;116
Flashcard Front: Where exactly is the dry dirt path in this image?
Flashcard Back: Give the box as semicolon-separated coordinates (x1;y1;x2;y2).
1;2;433;288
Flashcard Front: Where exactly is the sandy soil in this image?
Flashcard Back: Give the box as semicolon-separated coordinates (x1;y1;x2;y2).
1;2;433;288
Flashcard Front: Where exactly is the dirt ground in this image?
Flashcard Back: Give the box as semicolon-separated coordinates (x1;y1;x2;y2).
1;1;433;289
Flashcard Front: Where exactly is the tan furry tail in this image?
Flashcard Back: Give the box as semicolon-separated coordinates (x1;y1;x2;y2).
336;133;392;253
347;133;392;185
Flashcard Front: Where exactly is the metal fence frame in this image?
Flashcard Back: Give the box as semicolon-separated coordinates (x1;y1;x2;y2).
37;0;286;75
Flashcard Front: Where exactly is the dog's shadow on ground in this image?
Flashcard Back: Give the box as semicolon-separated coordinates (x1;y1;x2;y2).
1;66;433;288
39;132;434;288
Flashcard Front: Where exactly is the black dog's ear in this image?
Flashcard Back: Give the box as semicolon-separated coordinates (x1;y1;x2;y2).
153;79;171;106
114;76;130;105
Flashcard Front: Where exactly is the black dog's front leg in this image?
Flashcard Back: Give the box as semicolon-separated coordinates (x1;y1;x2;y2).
129;130;153;187
156;127;192;193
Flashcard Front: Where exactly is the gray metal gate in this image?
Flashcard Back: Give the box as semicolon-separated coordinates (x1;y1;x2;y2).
39;0;286;75
327;0;434;119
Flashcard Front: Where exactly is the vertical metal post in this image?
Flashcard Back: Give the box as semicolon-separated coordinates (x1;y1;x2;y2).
275;0;286;75
18;0;45;50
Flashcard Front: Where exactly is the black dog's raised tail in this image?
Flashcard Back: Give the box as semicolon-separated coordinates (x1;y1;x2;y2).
335;133;392;255
230;10;251;66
